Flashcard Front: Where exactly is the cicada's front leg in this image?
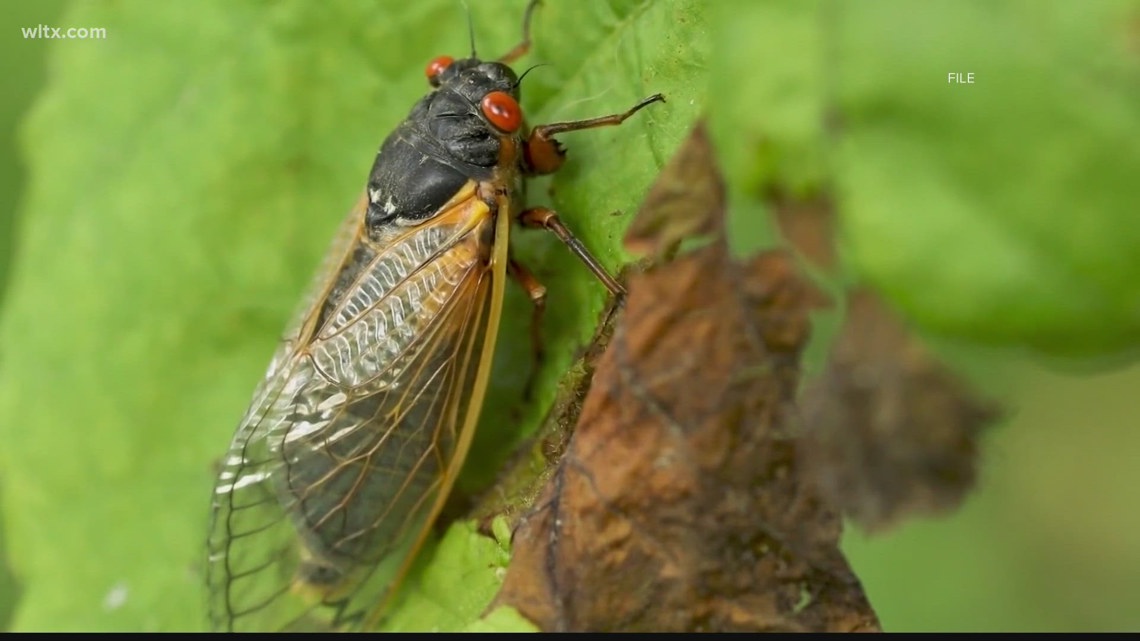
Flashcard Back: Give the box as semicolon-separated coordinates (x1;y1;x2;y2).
521;93;665;176
516;94;666;296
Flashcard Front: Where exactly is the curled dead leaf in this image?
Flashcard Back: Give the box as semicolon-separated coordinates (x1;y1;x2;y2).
797;289;1001;532
492;121;879;632
623;121;724;261
766;184;1000;532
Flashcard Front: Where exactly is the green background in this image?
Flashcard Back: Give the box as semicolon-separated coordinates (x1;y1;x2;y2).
0;0;1137;632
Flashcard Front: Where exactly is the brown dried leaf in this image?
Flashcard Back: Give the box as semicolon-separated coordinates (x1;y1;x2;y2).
767;186;838;271
623;121;724;260
494;126;879;629
768;186;1000;533
798;289;1001;532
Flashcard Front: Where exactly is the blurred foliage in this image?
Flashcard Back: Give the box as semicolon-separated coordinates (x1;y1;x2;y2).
710;0;1140;358
0;0;67;628
846;358;1140;632
0;0;1137;632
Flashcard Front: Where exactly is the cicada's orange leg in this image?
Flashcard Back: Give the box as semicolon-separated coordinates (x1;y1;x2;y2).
496;0;540;64
517;207;625;297
507;257;548;400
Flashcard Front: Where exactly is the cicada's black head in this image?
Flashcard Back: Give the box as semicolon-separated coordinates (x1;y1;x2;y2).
365;55;526;227
421;56;524;168
430;56;519;96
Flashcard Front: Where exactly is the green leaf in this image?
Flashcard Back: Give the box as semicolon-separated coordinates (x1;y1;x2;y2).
0;0;705;632
377;521;511;632
710;0;1140;361
466;605;540;633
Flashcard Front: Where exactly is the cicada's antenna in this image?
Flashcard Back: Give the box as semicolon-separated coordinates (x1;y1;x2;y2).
463;1;477;58
513;63;548;91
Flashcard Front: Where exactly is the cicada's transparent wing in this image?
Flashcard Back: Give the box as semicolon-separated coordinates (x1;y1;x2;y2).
206;188;506;631
204;196;369;631
242;194;371;417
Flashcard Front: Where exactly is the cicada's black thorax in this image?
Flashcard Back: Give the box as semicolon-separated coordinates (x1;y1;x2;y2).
365;59;521;231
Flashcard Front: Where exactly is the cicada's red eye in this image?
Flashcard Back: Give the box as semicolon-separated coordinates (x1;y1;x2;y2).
425;55;454;87
481;91;522;133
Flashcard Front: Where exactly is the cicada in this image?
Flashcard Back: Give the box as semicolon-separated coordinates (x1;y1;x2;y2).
205;1;662;632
